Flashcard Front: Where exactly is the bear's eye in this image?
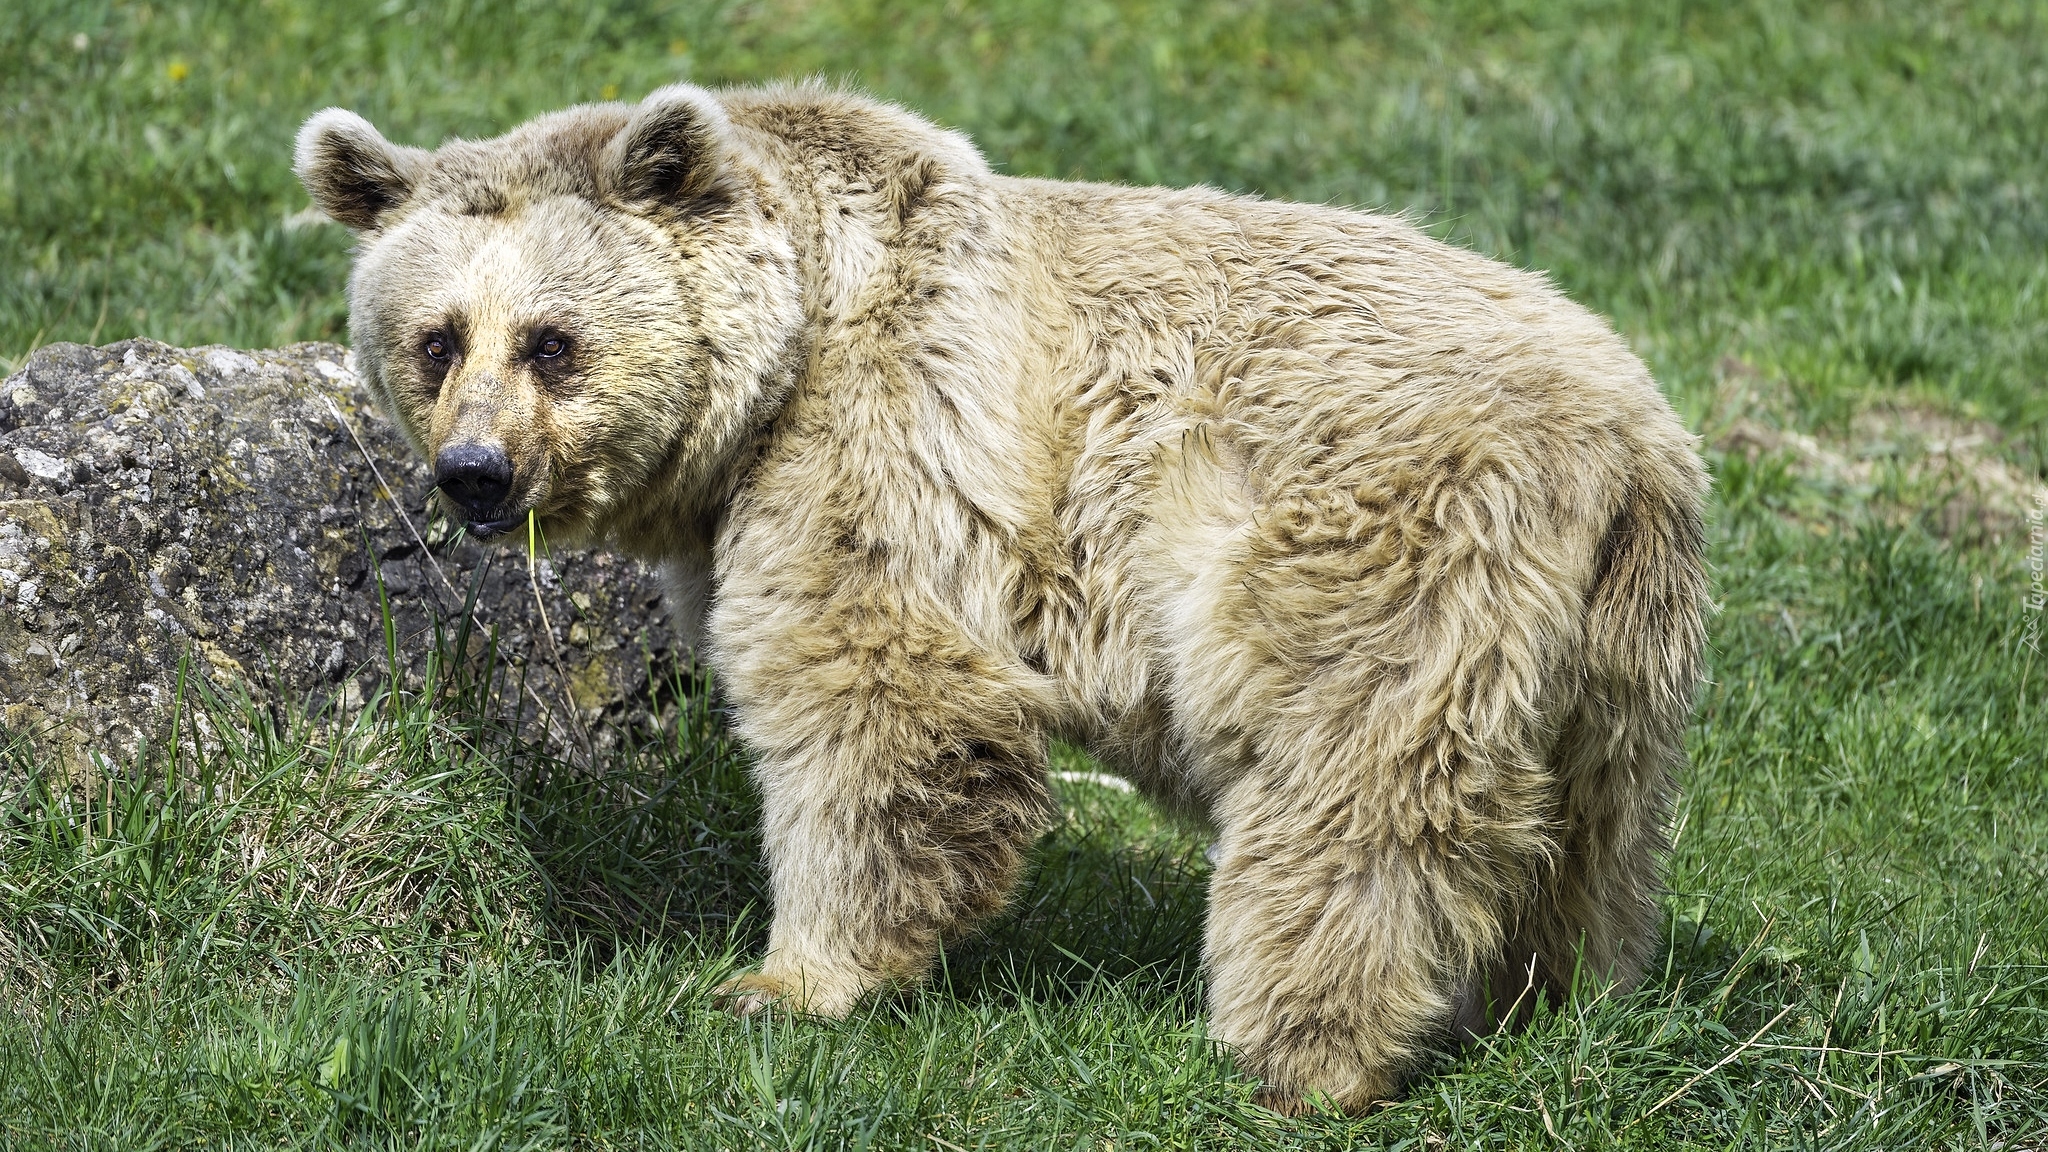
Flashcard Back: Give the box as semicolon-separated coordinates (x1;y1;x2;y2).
423;333;452;364
536;334;568;360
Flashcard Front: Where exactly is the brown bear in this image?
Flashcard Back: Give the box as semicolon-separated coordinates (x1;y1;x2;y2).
295;81;1708;1114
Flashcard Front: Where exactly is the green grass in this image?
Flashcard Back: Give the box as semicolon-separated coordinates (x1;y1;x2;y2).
3;0;2046;1147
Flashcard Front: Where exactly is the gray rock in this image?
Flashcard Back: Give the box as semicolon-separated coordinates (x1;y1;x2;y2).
0;339;684;770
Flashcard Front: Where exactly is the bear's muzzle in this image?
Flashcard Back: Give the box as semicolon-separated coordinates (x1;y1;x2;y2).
434;441;520;538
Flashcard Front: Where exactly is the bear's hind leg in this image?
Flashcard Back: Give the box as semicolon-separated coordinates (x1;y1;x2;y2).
1203;757;1548;1115
1476;692;1686;1028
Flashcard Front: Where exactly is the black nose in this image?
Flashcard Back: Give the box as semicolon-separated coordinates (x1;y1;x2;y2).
433;443;513;519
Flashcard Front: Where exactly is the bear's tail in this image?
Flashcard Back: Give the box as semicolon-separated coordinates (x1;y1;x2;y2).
1583;471;1710;745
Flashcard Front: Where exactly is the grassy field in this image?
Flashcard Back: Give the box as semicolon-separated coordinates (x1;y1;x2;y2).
3;0;2047;1147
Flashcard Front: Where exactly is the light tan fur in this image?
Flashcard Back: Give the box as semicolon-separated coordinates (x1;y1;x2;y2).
297;82;1708;1113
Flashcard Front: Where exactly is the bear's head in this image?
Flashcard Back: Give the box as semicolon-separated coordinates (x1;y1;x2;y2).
294;86;802;551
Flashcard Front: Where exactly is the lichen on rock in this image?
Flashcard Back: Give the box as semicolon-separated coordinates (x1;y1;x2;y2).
0;339;682;770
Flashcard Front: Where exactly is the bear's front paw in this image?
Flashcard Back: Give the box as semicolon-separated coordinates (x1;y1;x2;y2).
714;967;868;1018
713;971;790;1017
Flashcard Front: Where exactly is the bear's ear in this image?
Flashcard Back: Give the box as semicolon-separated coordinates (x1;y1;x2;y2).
604;85;740;209
294;109;429;232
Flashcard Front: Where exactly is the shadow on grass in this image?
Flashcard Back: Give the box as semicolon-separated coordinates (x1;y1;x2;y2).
504;677;768;959
941;789;1212;1009
502;671;1215;1005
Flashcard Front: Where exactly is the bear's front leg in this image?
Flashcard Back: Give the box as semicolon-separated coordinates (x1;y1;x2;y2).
711;615;1055;1018
720;734;1051;1016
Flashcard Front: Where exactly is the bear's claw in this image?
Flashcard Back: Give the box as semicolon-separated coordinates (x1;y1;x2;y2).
713;971;789;1016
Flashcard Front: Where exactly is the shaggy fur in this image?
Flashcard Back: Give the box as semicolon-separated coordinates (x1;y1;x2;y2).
297;82;1709;1114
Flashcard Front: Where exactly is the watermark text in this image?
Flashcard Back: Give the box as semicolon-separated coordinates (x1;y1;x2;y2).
2026;490;2045;653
